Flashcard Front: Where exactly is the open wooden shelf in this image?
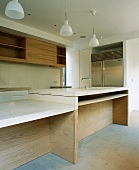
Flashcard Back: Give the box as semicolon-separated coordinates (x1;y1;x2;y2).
57;54;66;57
0;42;25;50
57;46;66;66
0;30;67;67
0;56;26;63
54;63;66;68
78;94;128;106
0;30;26;63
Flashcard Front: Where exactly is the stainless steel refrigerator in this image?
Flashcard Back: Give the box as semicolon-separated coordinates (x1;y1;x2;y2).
91;58;123;87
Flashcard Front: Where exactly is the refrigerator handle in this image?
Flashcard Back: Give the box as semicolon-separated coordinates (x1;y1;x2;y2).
103;61;105;87
101;61;103;87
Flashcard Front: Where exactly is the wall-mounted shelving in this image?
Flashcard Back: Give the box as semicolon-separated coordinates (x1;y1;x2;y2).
0;31;26;63
0;30;66;67
57;46;66;66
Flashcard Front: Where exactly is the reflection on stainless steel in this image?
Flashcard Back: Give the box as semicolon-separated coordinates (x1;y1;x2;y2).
92;59;123;87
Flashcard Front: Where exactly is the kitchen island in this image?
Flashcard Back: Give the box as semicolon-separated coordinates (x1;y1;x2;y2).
29;87;128;140
0;87;128;170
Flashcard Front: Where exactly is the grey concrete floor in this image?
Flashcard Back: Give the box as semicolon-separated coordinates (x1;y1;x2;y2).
15;111;139;170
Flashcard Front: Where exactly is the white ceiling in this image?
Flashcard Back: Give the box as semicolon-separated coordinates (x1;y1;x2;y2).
0;0;139;45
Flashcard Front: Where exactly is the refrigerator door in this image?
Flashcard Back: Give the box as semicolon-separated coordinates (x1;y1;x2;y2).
92;61;103;87
103;59;123;87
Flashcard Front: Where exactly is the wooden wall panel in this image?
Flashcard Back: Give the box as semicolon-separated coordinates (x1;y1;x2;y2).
113;96;128;125
27;56;56;66
78;100;112;141
0;119;50;170
49;111;78;164
26;38;57;66
26;38;56;50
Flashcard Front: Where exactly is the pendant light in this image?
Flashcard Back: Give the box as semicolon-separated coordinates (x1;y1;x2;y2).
5;0;24;19
60;0;73;36
89;10;99;47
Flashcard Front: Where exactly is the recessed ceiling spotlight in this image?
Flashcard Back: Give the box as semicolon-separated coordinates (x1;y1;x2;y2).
101;36;103;39
80;36;86;38
54;24;57;26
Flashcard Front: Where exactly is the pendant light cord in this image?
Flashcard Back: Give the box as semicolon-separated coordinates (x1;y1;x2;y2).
93;11;95;35
65;0;67;20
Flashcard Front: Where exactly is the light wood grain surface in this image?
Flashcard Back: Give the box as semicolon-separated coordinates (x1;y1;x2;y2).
0;111;78;169
78;100;112;141
0;87;31;91
49;110;78;164
0;118;50;170
26;38;57;66
113;96;128;125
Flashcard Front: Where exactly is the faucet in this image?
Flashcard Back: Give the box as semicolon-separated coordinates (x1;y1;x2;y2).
81;78;91;88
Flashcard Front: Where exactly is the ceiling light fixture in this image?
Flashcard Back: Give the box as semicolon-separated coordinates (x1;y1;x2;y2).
60;0;73;36
89;10;99;47
5;0;24;19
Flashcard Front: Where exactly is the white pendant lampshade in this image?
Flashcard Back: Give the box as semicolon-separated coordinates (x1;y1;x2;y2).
89;34;99;47
5;0;24;19
89;10;99;47
60;20;73;36
60;0;73;36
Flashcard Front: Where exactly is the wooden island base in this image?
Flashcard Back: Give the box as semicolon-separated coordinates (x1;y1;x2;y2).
0;88;128;169
0;111;78;170
78;95;128;141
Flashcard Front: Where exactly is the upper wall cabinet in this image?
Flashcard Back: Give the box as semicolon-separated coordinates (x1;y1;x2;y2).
26;38;57;66
0;31;26;63
0;30;66;67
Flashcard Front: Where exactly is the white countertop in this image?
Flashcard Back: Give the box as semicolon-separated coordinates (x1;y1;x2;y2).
29;87;128;97
0;87;128;129
0;99;74;129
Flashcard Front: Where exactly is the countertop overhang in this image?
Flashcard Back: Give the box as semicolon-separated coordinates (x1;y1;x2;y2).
0;99;74;129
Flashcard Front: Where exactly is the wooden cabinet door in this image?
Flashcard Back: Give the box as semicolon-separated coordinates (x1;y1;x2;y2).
26;38;57;66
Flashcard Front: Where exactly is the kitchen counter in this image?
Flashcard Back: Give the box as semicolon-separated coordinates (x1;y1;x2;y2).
29;87;128;97
0;99;74;129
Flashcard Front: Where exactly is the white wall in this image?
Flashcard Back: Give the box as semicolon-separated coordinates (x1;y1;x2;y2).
66;48;79;88
125;40;134;112
66;48;92;88
131;43;139;110
79;48;91;88
0;62;60;89
125;38;139;111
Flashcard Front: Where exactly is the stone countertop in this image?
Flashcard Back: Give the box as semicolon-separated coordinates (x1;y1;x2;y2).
0;99;74;129
29;87;128;97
